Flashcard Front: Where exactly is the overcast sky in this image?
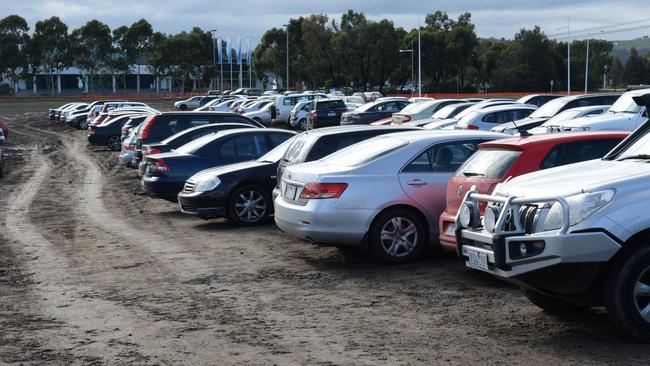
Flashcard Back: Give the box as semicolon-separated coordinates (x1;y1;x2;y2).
4;0;650;44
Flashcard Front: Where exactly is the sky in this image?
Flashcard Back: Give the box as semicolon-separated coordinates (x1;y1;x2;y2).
3;0;650;45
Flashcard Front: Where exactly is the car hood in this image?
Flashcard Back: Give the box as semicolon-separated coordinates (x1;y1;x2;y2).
545;112;640;129
190;160;273;181
491;117;548;132
495;159;650;198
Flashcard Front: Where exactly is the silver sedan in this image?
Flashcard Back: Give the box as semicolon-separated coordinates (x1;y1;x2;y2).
274;130;506;263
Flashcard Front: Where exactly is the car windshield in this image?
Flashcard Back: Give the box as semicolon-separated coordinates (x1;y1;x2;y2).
323;136;407;167
433;104;464;119
258;137;296;162
609;95;644;114
543;109;583;125
398;102;433;114
455;148;522;178
457;111;482;124
175;133;220;154
345;96;365;104
529;98;567;118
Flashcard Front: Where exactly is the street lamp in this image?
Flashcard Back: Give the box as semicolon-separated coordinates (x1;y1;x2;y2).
283;23;289;90
399;43;414;96
209;29;218;90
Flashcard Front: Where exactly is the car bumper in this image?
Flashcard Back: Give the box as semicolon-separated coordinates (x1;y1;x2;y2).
457;228;621;278
141;176;185;202
438;211;457;251
273;196;373;246
119;151;134;166
87;133;108;146
177;190;227;218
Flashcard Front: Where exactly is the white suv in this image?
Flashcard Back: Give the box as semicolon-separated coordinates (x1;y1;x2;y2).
455;92;650;342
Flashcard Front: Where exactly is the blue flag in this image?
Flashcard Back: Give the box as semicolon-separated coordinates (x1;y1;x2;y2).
216;38;222;65
236;36;242;65
226;37;232;64
246;38;251;65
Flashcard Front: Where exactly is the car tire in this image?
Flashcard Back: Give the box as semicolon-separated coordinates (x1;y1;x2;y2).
227;185;271;226
179;104;187;111
521;287;590;315
604;244;650;343
369;208;426;264
78;119;88;130
107;135;121;152
299;118;308;131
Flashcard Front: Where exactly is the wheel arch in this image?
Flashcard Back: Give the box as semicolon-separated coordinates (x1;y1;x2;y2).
364;204;433;249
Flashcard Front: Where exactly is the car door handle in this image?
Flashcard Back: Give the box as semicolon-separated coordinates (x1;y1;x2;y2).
407;179;427;186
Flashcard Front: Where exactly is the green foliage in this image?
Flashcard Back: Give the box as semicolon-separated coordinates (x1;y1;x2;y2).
0;15;30;91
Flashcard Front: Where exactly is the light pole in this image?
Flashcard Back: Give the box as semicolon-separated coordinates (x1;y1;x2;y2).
283;23;289;90
209;29;217;90
417;20;422;97
399;44;414;96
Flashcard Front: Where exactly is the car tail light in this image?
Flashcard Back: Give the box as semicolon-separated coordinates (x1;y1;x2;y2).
299;183;348;199
150;159;171;175
145;147;161;156
403;115;411;122
344;107;349;112
140;115;158;139
467;124;479;130
123;144;135;151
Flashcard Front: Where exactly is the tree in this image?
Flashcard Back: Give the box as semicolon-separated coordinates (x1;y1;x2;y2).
31;16;70;95
624;48;647;85
126;19;153;92
147;32;173;92
71;20;112;92
0;15;29;93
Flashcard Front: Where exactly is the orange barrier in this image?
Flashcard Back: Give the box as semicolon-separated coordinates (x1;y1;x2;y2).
0;92;203;100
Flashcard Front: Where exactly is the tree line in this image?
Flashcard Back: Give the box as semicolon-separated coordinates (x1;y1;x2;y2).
1;11;650;95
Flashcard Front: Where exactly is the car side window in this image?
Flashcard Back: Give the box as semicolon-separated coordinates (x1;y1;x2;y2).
402;142;477;173
482;113;496;123
643;109;648;118
219;138;236;159
268;133;292;148
540;139;621;170
190;118;211;127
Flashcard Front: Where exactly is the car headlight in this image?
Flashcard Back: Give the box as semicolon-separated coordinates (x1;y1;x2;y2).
193;176;221;192
541;189;615;231
459;202;480;228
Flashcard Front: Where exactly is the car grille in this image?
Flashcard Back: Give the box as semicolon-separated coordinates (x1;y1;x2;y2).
183;181;196;193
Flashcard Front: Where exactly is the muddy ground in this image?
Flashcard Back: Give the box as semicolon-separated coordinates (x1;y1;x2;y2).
0;109;649;365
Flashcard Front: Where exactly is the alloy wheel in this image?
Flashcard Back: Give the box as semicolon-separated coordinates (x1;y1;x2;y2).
108;136;121;151
234;189;267;223
380;217;418;257
79;120;88;129
299;119;308;131
634;266;650;323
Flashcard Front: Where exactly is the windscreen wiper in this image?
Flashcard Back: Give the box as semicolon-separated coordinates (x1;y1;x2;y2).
617;154;650;161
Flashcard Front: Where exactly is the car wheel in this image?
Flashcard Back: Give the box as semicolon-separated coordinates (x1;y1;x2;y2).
605;244;650;342
179;104;187;111
107;136;121;152
369;208;425;264
299;118;308;131
227;185;271;226
78;119;88;130
522;288;590;315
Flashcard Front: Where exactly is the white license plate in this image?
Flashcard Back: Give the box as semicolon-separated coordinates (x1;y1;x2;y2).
284;184;298;200
328;111;336;117
468;250;489;271
445;223;456;236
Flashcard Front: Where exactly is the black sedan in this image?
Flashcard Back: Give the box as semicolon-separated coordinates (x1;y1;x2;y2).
141;129;295;202
177;137;295;225
340;98;410;125
88;114;151;151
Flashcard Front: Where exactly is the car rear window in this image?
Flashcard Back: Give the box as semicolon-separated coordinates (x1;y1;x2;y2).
281;134;318;164
455;147;522;179
317;100;345;110
323;136;407;167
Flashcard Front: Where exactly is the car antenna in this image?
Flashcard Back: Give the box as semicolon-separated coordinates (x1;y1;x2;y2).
512;119;530;136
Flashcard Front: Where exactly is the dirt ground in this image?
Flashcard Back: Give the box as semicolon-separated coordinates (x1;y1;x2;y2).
1;108;649;365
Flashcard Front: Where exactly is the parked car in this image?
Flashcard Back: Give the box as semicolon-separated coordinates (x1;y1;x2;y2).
491;93;621;134
392;99;464;125
289;100;312;130
207;90;220;96
438;131;628;251
529;105;611;134
516;94;562;107
141;129;295;201
119;127;139;167
198;96;220;108
178;136;297;225
418;102;476;129
0;128;4;177
341;96;366;110
340;98;411;125
120;115;150;141
0;118;8;139
275;125;421;189
454;104;538;130
273;92;328;125
363;91;383;102
50;102;87;120
65;99;127;129
243;102;276;126
138;123;258;175
536;89;650;133
274;130;506;263
174;96;204;110
408;97;436;103
413;99;517;130
88;114;144;151
89;107;158;127
454;90;650;342
57;103;89;122
307;98;347;129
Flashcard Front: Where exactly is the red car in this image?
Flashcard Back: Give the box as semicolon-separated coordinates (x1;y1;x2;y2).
438;131;629;251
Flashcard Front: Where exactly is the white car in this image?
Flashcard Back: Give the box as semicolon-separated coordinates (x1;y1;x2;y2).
274;130;507;264
408;97;436;103
454;104;537;131
538;89;650;133
392;99;464;125
273;92;328;125
174;96;204;110
528;105;611;134
244;103;275;126
341;96;366;110
288;100;312;130
455;90;650;342
418;102;476;129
